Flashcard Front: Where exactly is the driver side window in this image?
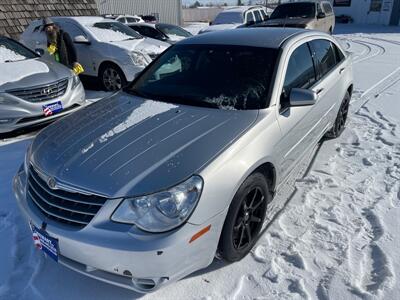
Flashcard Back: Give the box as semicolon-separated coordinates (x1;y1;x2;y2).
281;43;316;110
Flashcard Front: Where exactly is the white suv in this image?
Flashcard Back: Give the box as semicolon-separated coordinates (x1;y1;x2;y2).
20;17;169;91
199;6;271;34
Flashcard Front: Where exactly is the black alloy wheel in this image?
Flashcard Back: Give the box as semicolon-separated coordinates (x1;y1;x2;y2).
325;91;351;139
219;173;270;262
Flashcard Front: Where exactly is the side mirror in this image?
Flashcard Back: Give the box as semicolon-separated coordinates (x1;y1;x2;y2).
74;35;91;45
35;48;45;56
317;12;326;19
289;88;317;107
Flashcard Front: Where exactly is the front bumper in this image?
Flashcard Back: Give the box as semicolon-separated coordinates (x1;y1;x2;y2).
0;79;86;134
13;166;225;293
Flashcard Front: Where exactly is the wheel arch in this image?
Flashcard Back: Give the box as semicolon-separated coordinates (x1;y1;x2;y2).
98;60;127;79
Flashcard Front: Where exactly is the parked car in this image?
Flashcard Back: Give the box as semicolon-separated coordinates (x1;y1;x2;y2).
20;17;170;91
128;23;193;44
0;36;85;134
14;28;353;293
141;15;158;23
106;14;145;24
199;6;271;34
259;1;335;34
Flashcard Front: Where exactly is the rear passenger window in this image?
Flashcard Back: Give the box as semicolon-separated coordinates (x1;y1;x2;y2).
332;43;345;63
323;3;333;14
310;39;337;78
260;10;268;20
246;12;255;23
254;10;262;22
282;43;316;109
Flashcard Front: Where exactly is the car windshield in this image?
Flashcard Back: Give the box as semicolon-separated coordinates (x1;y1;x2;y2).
0;38;37;63
270;3;316;19
128;44;278;110
213;12;244;24
87;22;142;42
156;24;192;38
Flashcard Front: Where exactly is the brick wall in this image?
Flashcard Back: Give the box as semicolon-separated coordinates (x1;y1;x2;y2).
0;0;98;39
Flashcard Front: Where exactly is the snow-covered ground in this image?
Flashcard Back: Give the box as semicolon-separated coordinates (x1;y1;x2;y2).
1;24;400;299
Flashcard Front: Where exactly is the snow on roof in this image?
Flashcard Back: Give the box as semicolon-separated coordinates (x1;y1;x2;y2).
53;16;107;26
224;5;264;13
86;26;133;42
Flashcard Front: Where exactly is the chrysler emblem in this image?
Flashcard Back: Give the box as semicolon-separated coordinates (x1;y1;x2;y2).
47;177;57;190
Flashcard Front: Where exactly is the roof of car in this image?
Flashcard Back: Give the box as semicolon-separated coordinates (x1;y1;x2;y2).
179;28;305;48
222;5;265;13
129;22;156;28
52;16;111;25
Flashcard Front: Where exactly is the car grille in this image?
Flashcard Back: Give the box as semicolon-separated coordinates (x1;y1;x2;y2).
7;78;69;103
27;166;107;228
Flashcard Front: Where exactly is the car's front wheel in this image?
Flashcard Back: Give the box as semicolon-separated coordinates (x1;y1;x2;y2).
325;91;351;139
219;173;270;262
99;63;127;91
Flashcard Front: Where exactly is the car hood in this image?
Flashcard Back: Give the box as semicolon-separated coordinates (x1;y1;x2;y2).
200;24;240;33
264;18;311;26
0;58;72;91
30;92;258;198
112;37;170;56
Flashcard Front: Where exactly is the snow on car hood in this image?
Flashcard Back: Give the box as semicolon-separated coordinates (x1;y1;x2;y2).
200;24;240;33
113;37;169;56
0;58;72;91
0;58;50;88
30;92;258;198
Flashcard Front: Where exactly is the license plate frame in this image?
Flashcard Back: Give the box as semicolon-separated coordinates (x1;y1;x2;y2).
30;222;59;262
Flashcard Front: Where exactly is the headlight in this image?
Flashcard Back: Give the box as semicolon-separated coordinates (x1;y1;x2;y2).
71;74;81;89
130;51;150;67
24;143;32;174
111;176;203;233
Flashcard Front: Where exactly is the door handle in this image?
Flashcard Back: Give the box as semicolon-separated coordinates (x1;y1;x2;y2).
339;67;346;74
316;88;324;95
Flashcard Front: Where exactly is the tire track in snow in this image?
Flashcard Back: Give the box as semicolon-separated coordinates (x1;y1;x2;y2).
251;34;399;299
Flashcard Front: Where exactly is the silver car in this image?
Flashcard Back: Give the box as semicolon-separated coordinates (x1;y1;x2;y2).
0;36;85;134
20;17;170;91
199;5;271;34
13;28;353;292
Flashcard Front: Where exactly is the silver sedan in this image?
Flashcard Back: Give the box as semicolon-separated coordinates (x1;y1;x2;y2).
0;36;85;134
13;28;353;292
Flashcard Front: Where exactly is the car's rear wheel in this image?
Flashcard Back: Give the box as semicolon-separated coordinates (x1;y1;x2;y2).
325;91;351;139
219;173;270;262
99;63;127;91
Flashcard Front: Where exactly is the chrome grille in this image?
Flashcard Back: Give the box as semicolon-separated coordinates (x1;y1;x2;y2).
7;78;69;103
27;166;107;228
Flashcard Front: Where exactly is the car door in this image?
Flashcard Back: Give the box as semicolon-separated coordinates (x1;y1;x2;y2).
309;39;345;130
57;21;95;76
275;42;321;180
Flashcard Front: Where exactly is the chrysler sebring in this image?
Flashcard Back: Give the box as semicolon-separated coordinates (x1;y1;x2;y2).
14;28;353;292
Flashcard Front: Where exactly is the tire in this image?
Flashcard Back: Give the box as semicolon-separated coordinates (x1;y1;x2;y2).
219;173;270;262
99;63;127;91
325;91;351;139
